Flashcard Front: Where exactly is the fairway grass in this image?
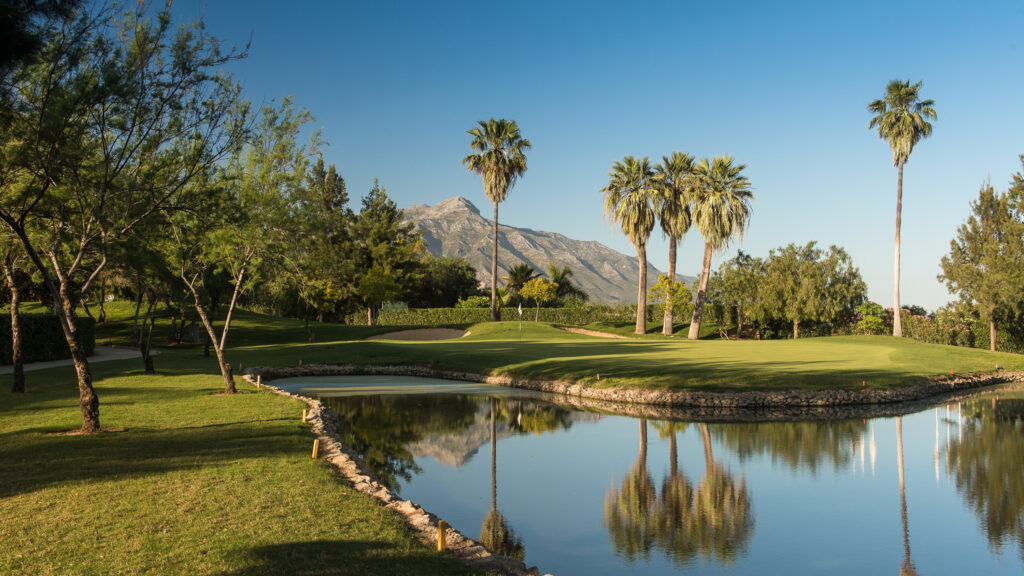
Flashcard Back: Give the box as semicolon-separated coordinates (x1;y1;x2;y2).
3;306;1023;574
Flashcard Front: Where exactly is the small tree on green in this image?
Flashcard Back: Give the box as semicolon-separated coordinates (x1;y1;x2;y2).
647;274;692;333
519;277;558;321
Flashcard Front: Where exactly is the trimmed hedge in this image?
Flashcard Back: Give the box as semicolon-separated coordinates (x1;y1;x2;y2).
0;313;96;364
345;305;645;327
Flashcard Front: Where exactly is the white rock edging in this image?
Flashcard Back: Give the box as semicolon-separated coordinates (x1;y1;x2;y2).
242;372;547;576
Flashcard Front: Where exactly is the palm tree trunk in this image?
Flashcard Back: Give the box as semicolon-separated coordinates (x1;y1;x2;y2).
491;202;500;322
4;262;24;394
662;237;677;336
793;319;800;339
897;416;912;570
490;398;497;511
669;431;677;478
700;422;713;471
987;315;995;352
635;243;648;334
688;243;714;340
893;162;904;337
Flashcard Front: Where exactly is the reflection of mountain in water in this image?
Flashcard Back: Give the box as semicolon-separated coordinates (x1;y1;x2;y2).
409;403;599;467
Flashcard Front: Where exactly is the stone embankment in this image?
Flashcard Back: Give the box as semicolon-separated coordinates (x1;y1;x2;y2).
243;372;546;576
244;363;1023;576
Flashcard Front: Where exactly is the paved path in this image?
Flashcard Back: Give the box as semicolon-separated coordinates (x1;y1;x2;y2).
0;346;160;375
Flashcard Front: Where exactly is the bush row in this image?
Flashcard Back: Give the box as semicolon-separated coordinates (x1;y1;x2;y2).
0;313;96;364
344;305;644;327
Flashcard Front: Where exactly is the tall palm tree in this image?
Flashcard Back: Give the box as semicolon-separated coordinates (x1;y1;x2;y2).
654;152;696;336
463;119;531;321
502;262;536;306
868;80;936;338
687;156;753;340
603;156;658;334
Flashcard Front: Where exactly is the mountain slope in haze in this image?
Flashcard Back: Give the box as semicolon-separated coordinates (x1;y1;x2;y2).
403;197;695;305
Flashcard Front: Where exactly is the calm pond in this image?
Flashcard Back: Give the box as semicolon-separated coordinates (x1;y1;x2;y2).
276;376;1024;575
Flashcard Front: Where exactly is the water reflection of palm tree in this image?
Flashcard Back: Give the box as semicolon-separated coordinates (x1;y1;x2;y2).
896;417;917;576
690;423;754;564
480;397;524;559
605;419;658;559
653;422;697;562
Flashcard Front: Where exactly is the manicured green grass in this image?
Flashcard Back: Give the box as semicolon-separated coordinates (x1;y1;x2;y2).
0;347;476;575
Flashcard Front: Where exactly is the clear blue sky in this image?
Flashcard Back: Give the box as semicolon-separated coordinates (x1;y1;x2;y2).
173;0;1024;311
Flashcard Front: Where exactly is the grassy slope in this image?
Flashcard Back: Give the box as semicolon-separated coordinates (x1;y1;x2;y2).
0;305;475;576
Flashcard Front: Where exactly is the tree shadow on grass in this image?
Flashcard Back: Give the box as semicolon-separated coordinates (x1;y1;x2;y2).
223;540;474;576
0;420;305;499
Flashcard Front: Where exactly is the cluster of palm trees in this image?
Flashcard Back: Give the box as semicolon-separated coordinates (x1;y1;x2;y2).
465;79;934;339
603;154;754;337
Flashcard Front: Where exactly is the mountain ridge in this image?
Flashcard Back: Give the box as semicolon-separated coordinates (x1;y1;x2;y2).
403;196;695;305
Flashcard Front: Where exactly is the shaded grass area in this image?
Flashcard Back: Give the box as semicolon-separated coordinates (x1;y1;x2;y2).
0;349;476;576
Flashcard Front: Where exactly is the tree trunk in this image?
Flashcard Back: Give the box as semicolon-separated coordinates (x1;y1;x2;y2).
366;304;374;326
4;262;25;394
635;243;647;334
669;431;677;477
490;398;497;511
893;162;904;337
662;236;677;336
97;279;106;324
138;293;156;374
192;299;236;394
491;201;500;322
535;303;540;322
793;319;800;339
700;422;713;471
688;243;714;340
987;315;995;352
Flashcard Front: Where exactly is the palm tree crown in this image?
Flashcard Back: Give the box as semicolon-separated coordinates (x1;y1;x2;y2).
654;152;696;241
603;156;658;334
603;156;658;249
867;80;936;168
690;156;753;250
462;119;531;204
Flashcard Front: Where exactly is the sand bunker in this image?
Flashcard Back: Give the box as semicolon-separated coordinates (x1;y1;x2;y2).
557;327;630;339
365;328;470;341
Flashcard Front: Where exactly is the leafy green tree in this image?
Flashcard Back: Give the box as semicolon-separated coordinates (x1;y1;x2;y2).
407;256;479;308
761;242;866;338
603;156;658;334
351;180;422;325
856;302;889;335
546;263;588;304
687;156;754;339
647;274;692;329
519;276;557;321
715;251;762;334
0;0;79;87
868;79;937;338
286;156;354;334
175;98;312;393
653;152;696;335
0;5;245;430
939;179;1024;351
462;118;530;321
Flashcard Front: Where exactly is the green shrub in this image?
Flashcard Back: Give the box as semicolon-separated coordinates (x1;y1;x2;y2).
0;313;96;364
455;295;491;309
344;305;641;327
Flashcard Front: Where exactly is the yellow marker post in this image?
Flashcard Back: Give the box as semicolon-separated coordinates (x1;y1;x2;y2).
312;438;320;459
302;409;307;423
256;374;262;387
437;520;447;552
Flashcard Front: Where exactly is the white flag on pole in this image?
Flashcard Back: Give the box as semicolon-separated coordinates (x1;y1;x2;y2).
518;303;522;316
